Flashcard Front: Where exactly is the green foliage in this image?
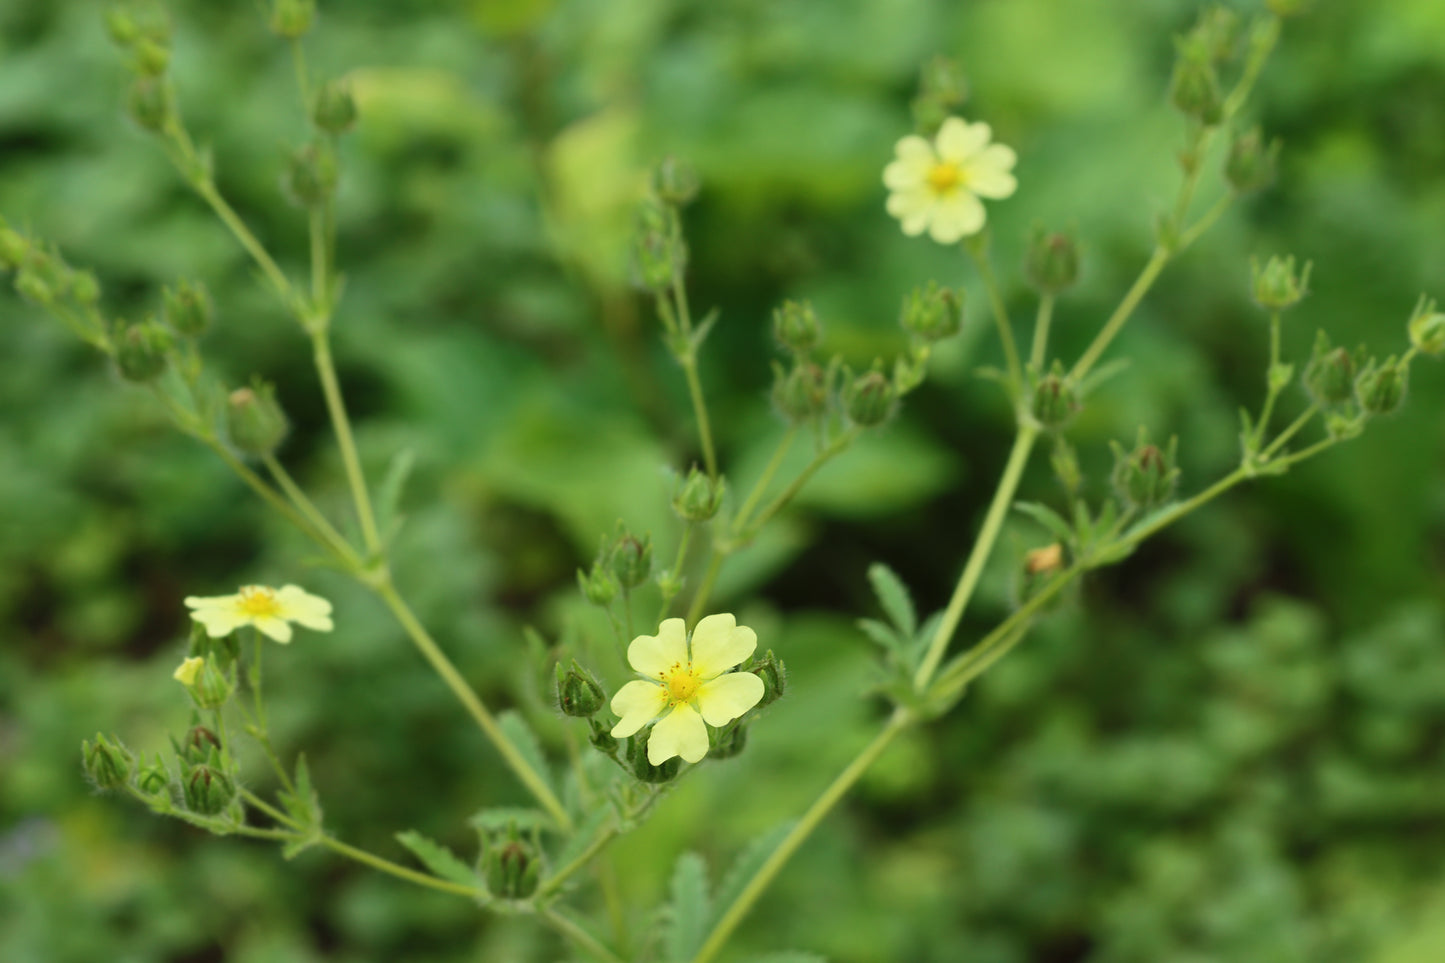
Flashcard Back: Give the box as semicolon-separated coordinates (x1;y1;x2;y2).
394;831;480;891
663;852;711;962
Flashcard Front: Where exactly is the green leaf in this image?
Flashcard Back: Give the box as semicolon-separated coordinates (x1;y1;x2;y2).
278;753;323;832
1014;501;1074;544
1076;357;1131;397
857;618;903;657
866;562;916;638
375;447;415;544
663;851;710;962
395;830;480;889
497;710;556;809
715;822;793;928
468;807;551;835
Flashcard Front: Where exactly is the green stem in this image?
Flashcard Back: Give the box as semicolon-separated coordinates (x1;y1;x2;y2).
1261;404;1319;461
657;524;694;623
745;428;860;537
318;836;486;900
240;789;299;829
262;453;358;566
913;424;1040;689
1070;246;1170;383
732;427;798;532
311;332;382;556
1253;312;1283;447
191;177;299;313
679;354;718;480
968;244;1023;389
685;550;726;627
1029;294;1055;372
373;579;573;832
690;709;914;963
290;38;312;112
542;907;626;963
536;819;619;900
1176;192;1234;251
309;207;328;312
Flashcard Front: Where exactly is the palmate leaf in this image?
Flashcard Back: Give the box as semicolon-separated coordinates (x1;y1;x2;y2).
663;851;710;962
866;562;916;638
395;830;480;890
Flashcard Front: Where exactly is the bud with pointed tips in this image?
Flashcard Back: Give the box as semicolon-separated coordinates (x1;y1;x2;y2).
82;733;133;790
1251;255;1310;311
773;299;821;353
1406;298;1445;357
673;466;724;522
1356;356;1408;415
1169;53;1223;126
283;140;339;208
609;528;652;590
135;756;171;797
555;661;606;718
577;561;619;607
900;282;963;343
226;381;289;457
115;318;173;382
127;76;173;132
772;360;829;423
313;79;358;135
269;0;316;38
626;734;680;783
708;723;748;760
843;369;895;428
1024;227;1080;295
182;726;222;765
183;765;234;815
1303;331;1357;406
749;650;786;708
483;832;540;900
1225;126;1279;194
651;156;699;206
163;279;212;338
1111;433;1180;511
1030;364;1078;431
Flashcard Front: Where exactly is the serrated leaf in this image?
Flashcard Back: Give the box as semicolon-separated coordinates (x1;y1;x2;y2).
1014;501;1074;544
497;710;556;806
278;753;322;829
715;822;793;928
663;852;710;962
395;830;480;889
866;563;916;638
857;618;903;657
469;807;551;835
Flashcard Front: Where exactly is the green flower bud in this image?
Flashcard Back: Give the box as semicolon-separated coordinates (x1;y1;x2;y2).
135;757;171;797
163;279;212;338
577;561;619;607
587;717;619;756
127;76;173;133
708;723;748;760
1303;331;1357;406
749;650;786;708
105;9;142;46
0;225;29;269
610;529;652;590
226;381;289;457
1251;255;1311;311
183;765;234;815
632;200;685;291
483;837;540;900
1030;365;1078;431
626;734;680;784
1407;298;1445;357
773;299;822;353
269;0;316;38
1355;356;1408;416
651;156;699;206
1186;6;1240;64
843;369;896;428
181;726;222;765
772;361;829;423
15;269;54;306
555;660;606;718
1024;227;1081;295
673;466;724;523
1225;126;1279;194
1110;433;1180;511
82;733;133;790
188;659;233;710
1169;54;1222;127
133;38;170;78
68;269;101;306
283;140;338;208
312;79;358;135
900;282;963;343
114;318;173;382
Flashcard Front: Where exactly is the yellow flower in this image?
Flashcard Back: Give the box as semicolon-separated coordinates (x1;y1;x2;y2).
883;116;1018;243
184;584;333;643
173;656;205;686
610;614;765;765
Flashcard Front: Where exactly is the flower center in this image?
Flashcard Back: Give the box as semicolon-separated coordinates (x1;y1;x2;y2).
926;161;966;194
236;585;281;618
659;661;703;706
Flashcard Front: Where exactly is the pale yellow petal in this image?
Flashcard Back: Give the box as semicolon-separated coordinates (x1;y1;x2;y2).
173;656;204;686
627;618;689;677
892;134;933;165
927;192;986;244
254;617;293;643
935;118;991;162
883;156;928;191
184;593;242;611
647;703;709;765
191;608;246;638
886;188;934;220
276;585;332;622
967;145;1018;199
689;613;757;677
610;680;668;737
695;672;765;727
901;211;930;236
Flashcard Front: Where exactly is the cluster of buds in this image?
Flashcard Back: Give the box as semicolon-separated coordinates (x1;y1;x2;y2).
1169;6;1246;129
631;159;697;294
0;218;109;346
105;4;180;134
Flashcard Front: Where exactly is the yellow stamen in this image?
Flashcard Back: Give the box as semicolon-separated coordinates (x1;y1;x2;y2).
236;585;281;618
659;661;702;706
927;161;968;194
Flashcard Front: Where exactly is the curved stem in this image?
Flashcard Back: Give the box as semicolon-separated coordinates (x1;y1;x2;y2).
542;907;626;963
745;428;859;537
536;819;619;900
680;354;718;479
968;244;1022;389
685;550;726;627
1029;294;1055;372
732;426;798;532
318;835;486;899
1261;404;1319;461
311;333;381;556
1069;246;1170;383
262;453;358;566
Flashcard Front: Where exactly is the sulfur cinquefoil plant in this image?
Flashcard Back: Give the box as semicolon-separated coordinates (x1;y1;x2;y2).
8;1;1441;961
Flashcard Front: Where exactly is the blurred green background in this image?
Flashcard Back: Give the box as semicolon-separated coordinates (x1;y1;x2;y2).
3;0;1445;960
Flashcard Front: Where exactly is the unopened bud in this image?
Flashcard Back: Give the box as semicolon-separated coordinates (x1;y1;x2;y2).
911;56;967;136
1187;6;1240;64
114;318;172;382
651;156;699;206
1356;356;1408;415
313;79;358;134
135;757;171;797
1024;227;1080;295
15;269;53;305
588;717;619;755
68;270;101;306
183;765;234;815
577;561;619;607
484;836;540;900
226;381;289;457
1225;126;1279;194
1030;366;1078;431
709;723;747;760
283;140;338;208
632;200;685;291
163;279;212;337
843;369;895;428
1303;331;1356;406
1251;255;1310;311
190;659;233;710
127;76;173;132
610;529;652;590
555;660;606;718
626;734;681;784
773;299;822;353
673;466;724;522
0;225;29;269
269;0;315;38
1169;54;1222;126
749;650;786;708
105;9;142;46
1111;433;1179;510
772;361;829;423
82;733;133;790
900;282;963;342
1407;298;1445;357
181;725;222;764
133;38;169;77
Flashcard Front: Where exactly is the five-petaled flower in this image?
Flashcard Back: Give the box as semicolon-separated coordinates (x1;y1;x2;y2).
884;116;1018;244
185;584;333;643
611;614;765;765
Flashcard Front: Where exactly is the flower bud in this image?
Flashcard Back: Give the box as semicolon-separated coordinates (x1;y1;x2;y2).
15;269;53;306
68;269;101;306
105;9;142;46
610;529;652;590
632;200;685;291
189;659;233;710
226;382;289;457
0;224;29;269
1407;298;1445;357
269;0;316;38
312;79;358;135
651;156;699;206
1024;227;1080;295
82;733;133;790
749;650;786;708
135;757;171;797
709;723;748;760
1110;433;1179;511
1030;366;1078;431
1355;356;1408;416
163;279;212;338
283;140;338;208
673;466;724;523
1251;255;1310;312
1186;6;1240;64
773;299;822;353
183;765;234;815
1303;331;1356;406
1225;126;1278;194
483;837;540;900
900;282;963;343
587;717;619;756
576;561;619;607
127;76;173;133
626;735;680;784
555;660;606;718
1169;54;1222;127
843;369;895;428
772;361;829;423
114;318;173;382
133;38;170;78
